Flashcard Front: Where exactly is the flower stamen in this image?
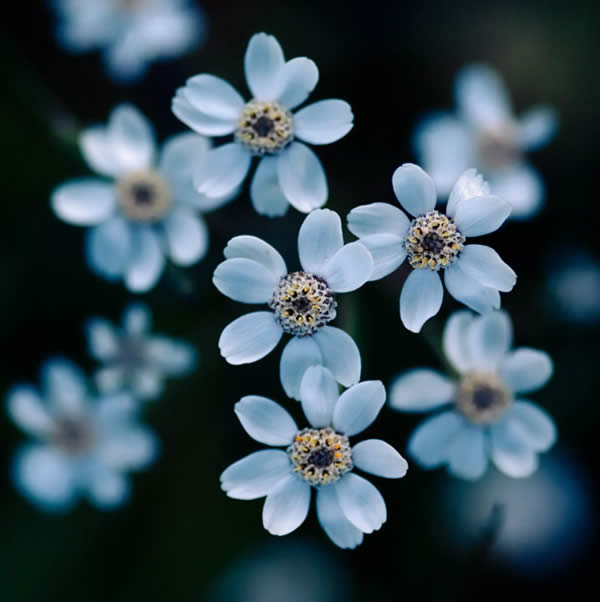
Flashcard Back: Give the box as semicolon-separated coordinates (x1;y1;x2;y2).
235;100;294;155
117;170;172;221
456;372;512;424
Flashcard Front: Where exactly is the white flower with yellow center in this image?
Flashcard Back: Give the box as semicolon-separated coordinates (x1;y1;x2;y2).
347;164;516;333
221;367;408;548
414;64;558;219
6;358;158;511
389;310;556;479
51;104;232;292
50;0;206;82
213;209;373;399
172;32;354;217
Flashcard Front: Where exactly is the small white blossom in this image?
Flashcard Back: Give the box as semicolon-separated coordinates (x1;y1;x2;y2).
6;358;158;511
86;302;197;401
50;0;206;82
389;310;556;480
220;367;408;548
213;209;373;399
51;104;232;292
172;32;354;217
413;64;558;219
348;164;516;332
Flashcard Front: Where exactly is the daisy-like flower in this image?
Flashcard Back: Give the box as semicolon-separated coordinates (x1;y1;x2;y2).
52;104;232;292
6;358;158;511
50;0;206;83
221;366;408;548
213;209;373;399
347;164;516;333
414;64;558;219
86;302;197;401
172;32;353;217
389;310;556;479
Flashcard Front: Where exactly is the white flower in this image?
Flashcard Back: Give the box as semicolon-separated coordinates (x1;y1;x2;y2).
172;32;353;217
220;366;408;548
413;64;558;219
51;104;232;293
389;310;556;480
86;302;197;401
50;0;206;82
347;164;516;332
6;358;158;511
213;209;373;399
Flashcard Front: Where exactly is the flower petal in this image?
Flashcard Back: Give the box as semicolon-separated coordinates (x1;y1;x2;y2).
294;100;353;145
352;439;408;478
172;89;238;136
447;424;487;480
321;242;373;292
263;473;311;536
400;269;443;333
164;208;208;266
234;396;298;446
453;195;512;237
159;131;211;181
213;257;279;304
388;369;454;412
490;419;539;478
182;74;245;120
125;226;165;293
446;168;490;217
108;104;155;172
488;164;544;220
504;401;557;452
85;216;132;279
131;370;163;400
224;235;286;282
219;311;283;365
297;208;343;274
466;310;513;371
333;380;386;437
316;485;363;549
335;473;386;533
408;410;465;467
42;357;87;416
442;310;476;374
245;32;285;100
6;386;53;436
79;126;120;177
194;142;251;199
250;157;290;218
392;163;437;217
85;318;119;360
457;245;516;292
98;427;158;470
444;262;501;314
499;348;553;394
518;106;558;151
123;303;151;335
221;450;292;500
51;179;116;226
359;234;407;281
145;337;197;375
277;57;319;109
299;366;339;428
279;336;323;400
86;462;130;509
347;202;410;240
312;326;361;388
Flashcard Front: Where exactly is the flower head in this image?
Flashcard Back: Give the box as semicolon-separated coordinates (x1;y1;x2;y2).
213;209;373;398
413;64;558;219
6;358;158;511
220;367;408;548
172;32;354;216
389;310;556;479
348;164;516;332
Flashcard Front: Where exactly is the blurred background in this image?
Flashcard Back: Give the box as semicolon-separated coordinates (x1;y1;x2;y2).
1;0;598;600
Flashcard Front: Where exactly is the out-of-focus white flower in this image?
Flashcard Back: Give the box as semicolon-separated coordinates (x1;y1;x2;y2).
172;32;353;217
389;310;556;479
6;358;158;511
50;0;206;83
220;367;407;548
86;302;196;401
52;104;232;292
414;64;558;219
213;209;373;399
347;165;516;333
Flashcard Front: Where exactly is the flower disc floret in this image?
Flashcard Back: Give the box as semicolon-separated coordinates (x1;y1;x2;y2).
235;100;294;155
456;372;511;424
117;170;172;221
51;416;95;455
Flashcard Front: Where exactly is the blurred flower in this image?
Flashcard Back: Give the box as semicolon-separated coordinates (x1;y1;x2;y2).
86;302;196;401
213;209;373;399
389;310;556;479
50;0;206;83
6;358;158;511
414;64;558;219
220;367;407;548
172;32;353;217
51;104;232;292
347;165;515;332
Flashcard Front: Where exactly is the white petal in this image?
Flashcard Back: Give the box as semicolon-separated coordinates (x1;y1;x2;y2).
466;310;513;371
499;348;553;394
250;157;290;217
244;32;285;100
488;164;544;220
234;395;297;446
99;427;158;470
453;195;512;237
123;303;151;335
456;245;516;292
224;234;287;279
164;209;208;266
108;104;155;172
347;202;410;239
172;89;237;137
408;411;465;467
194;142;251;198
158;131;211;182
51;179;116;226
79;126;120;177
294;100;353;145
333;380;386;437
131;370;163;400
86;462;130;508
359;234;407;281
442;310;476;374
297;208;343;274
335;473;386;533
447;425;487;480
219;312;283;365
277;142;327;213
313;326;361;388
321;242;373;292
279;336;323;400
504;401;557;452
85;318;119;360
446;168;491;217
352;439;408;478
125;226;165;293
316;485;363;549
444;262;501;314
263;473;311;536
221;450;292;500
388;369;454;412
518;106;558;151
400;269;443;333
95;393;138;424
392;163;437;217
6;386;53;436
277;57;319;109
42;358;87;416
85;216;131;279
183;74;244;120
490;420;538;478
144;336;197;375
299;366;339;428
213;257;279;304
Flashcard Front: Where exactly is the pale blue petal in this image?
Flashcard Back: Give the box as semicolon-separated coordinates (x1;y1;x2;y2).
125;226;165;293
145;336;197;375
466;310;513;371
213;258;279;304
235;395;298;446
446;168;490;217
294;100;353;145
98;427;158;470
223;234;287;279
490;420;539;478
277;57;319;109
388;369;454;412
250;157;290;218
6;386;53;436
347;202;410;239
172;89;238;137
457;245;516;292
312;326;361;388
123;302;151;335
85;462;130;509
163;209;208;266
42;357;87;416
263;473;311;536
51;179;116;226
183;74;244;120
321;242;373;293
503;401;557;452
400;269;443;333
447;424;487;480
392;163;437;217
488;164;544;220
335;473;386;533
86;216;131;280
108;104;155;172
297;208;343;275
333;380;386;437
279;336;323;400
453;195;512;236
444;262;501;314
499;348;553;394
316;485;363;549
244;32;285;100
299;366;339;428
518;106;558;151
194;142;251;199
85;318;119;360
442;310;476;374
351;439;408;478
79;126;121;177
408;411;465;468
359;234;407;281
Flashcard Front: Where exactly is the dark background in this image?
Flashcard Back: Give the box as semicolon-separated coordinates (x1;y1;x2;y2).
1;0;598;600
